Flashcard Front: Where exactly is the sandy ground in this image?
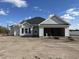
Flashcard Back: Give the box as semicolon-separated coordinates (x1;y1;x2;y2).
0;36;79;59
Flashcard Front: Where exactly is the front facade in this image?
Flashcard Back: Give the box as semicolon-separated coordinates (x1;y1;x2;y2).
9;15;70;37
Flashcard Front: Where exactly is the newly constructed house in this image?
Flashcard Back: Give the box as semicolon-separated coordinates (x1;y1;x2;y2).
9;15;70;37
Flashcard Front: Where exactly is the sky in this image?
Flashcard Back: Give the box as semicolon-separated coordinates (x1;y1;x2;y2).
0;0;79;29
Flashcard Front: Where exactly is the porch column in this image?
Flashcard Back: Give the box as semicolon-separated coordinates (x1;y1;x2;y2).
65;27;70;36
39;27;44;37
20;28;22;36
31;27;33;35
14;30;17;36
13;28;16;36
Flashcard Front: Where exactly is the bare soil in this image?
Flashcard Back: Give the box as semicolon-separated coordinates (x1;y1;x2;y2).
0;36;79;59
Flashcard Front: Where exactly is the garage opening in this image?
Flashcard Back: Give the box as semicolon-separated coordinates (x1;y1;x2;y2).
44;28;65;36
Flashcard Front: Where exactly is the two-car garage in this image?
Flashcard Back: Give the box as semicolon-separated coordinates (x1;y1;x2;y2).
44;28;65;36
39;15;70;37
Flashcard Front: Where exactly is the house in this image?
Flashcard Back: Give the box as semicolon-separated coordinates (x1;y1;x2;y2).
9;15;70;37
9;17;45;37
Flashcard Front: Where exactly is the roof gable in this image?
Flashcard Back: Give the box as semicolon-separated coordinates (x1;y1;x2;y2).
40;15;69;25
40;18;58;24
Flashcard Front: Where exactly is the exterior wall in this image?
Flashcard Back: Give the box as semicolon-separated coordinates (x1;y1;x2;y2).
65;27;70;36
19;23;40;37
39;27;44;37
32;26;39;36
19;25;33;36
70;30;79;36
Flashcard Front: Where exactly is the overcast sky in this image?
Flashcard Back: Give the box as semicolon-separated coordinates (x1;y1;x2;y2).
0;0;79;29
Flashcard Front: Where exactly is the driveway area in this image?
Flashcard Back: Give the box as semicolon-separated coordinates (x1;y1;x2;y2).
0;36;79;59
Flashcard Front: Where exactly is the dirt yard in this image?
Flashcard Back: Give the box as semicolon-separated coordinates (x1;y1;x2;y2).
0;36;79;59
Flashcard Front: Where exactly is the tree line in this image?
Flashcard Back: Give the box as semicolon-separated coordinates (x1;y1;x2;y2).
0;26;9;35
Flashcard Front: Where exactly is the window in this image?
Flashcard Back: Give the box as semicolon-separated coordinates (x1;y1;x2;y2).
34;30;37;33
29;28;31;33
25;28;28;33
22;28;24;34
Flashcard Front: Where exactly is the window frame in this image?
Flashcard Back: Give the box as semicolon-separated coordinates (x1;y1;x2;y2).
29;28;31;33
25;28;28;33
22;28;24;34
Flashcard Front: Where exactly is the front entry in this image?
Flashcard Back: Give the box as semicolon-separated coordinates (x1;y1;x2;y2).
44;28;65;36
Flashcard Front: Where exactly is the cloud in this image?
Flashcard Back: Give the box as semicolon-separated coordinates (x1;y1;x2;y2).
66;8;76;13
66;8;79;16
7;21;14;24
33;6;43;11
0;0;28;7
0;9;8;15
61;8;79;21
6;20;18;26
39;9;42;11
61;8;79;29
28;16;32;19
61;14;75;20
69;24;79;30
25;16;32;19
34;6;39;9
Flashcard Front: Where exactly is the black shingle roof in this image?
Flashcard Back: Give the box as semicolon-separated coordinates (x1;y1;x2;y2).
20;17;45;24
